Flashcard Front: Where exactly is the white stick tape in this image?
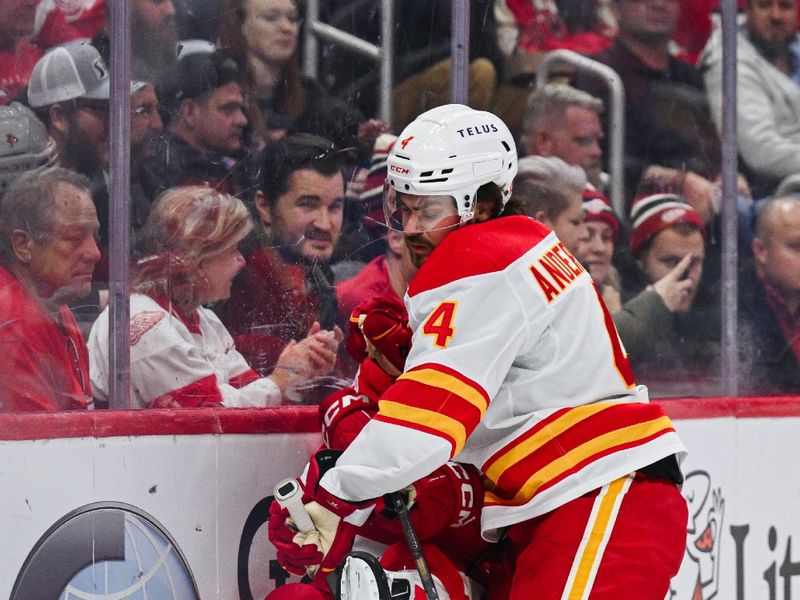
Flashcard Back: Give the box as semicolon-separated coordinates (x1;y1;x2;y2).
273;478;315;533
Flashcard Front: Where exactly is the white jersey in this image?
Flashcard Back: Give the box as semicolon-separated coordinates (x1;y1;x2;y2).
88;294;282;408
321;216;686;540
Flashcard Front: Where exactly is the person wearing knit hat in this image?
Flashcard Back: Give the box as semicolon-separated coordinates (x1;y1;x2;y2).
578;185;623;313
625;192;706;313
613;192;718;396
583;186;620;244
629;192;705;259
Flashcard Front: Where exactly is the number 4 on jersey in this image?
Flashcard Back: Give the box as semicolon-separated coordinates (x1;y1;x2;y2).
422;301;458;348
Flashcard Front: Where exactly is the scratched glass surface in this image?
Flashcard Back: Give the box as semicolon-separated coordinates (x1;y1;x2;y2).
0;0;781;414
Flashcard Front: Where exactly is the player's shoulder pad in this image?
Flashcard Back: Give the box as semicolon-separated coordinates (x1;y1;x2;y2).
408;215;551;298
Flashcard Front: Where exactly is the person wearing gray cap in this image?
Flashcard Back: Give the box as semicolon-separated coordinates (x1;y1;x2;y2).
27;39;110;179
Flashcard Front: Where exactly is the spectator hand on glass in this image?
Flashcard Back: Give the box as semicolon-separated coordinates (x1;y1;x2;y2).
270;321;343;400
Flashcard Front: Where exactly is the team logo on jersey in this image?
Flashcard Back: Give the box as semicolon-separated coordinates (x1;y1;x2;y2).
130;311;165;345
669;470;724;600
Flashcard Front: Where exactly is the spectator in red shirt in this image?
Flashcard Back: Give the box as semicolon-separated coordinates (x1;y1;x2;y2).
217;133;345;395
0;0;104;105
0;166;100;411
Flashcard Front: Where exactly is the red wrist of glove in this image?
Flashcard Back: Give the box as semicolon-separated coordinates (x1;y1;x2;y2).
303;449;377;520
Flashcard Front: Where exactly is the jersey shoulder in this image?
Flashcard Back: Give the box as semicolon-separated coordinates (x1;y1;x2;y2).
408;216;551;297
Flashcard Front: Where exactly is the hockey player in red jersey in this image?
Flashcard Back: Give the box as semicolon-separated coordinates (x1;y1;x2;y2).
268;296;489;599
271;104;688;599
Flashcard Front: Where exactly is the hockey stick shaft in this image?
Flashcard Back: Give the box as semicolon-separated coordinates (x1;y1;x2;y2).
388;491;440;600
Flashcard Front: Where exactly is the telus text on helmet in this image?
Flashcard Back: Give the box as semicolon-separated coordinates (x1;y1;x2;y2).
456;124;499;138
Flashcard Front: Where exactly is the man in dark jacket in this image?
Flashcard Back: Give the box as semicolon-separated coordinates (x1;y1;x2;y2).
139;49;251;206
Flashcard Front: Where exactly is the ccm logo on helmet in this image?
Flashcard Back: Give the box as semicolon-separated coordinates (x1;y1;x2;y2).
390;165;410;174
456;124;499;138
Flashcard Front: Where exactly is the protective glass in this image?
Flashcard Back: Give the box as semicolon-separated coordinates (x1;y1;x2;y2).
382;183;460;234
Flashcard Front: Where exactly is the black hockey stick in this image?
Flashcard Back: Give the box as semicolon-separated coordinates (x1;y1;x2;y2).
387;491;440;600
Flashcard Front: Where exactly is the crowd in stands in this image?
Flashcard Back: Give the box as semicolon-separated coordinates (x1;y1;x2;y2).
2;0;800;413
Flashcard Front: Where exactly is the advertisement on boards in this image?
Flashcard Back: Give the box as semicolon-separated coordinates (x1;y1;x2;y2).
0;403;799;599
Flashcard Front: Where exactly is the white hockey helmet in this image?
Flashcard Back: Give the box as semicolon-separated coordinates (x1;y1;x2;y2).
0;102;58;195
385;104;518;226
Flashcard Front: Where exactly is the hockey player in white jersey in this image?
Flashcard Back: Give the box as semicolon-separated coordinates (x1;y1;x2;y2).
273;104;688;599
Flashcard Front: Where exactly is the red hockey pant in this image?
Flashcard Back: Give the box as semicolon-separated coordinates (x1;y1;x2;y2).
488;473;688;600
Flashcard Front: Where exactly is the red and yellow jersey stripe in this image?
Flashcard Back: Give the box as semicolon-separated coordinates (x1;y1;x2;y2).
482;401;676;508
375;362;490;457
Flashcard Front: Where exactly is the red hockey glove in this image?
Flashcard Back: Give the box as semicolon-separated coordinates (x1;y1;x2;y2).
267;451;384;583
301;450;382;584
267;499;324;577
372;462;484;541
318;387;377;450
345;295;411;373
267;494;361;586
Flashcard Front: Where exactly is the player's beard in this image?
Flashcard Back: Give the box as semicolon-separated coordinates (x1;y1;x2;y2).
404;234;436;269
